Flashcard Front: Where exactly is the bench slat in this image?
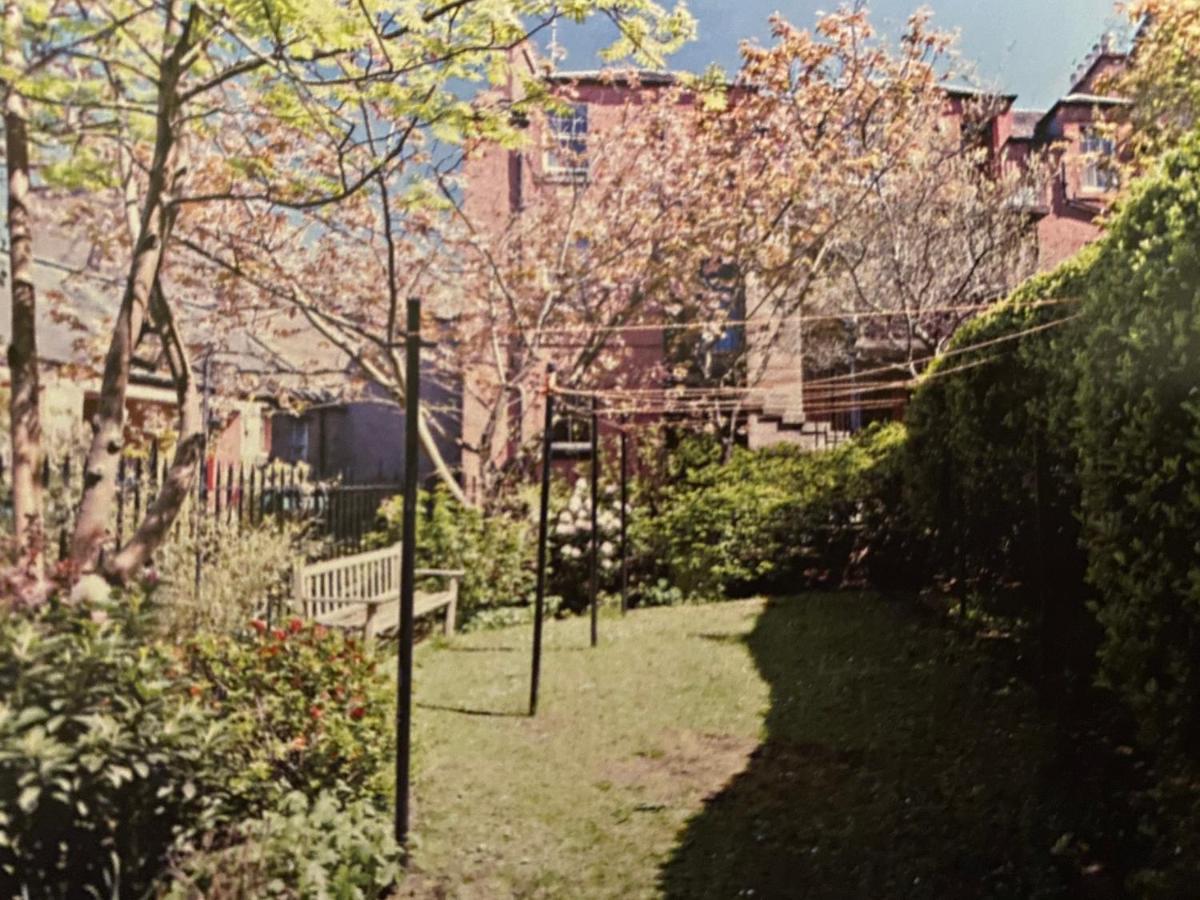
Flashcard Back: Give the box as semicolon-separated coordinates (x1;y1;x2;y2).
291;542;462;639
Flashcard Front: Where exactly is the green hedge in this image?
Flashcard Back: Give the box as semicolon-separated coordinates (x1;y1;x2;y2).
1075;134;1200;751
901;131;1200;753
903;249;1098;669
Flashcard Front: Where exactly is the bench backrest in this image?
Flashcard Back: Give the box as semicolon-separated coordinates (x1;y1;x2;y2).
292;543;466;621
294;543;401;619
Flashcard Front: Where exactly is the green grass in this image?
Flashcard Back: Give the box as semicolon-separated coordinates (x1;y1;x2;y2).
398;594;1065;899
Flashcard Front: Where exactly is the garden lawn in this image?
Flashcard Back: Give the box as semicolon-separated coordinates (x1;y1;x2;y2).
398;594;1064;899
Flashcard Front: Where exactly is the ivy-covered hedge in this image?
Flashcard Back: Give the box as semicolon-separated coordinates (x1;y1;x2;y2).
904;132;1200;748
904;248;1099;672
1074;136;1200;753
892;134;1200;891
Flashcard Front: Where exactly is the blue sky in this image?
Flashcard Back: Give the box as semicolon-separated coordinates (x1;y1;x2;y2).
558;0;1130;110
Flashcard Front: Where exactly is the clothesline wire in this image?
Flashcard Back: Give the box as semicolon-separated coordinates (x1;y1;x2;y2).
551;310;1078;404
551;355;999;423
527;297;1079;339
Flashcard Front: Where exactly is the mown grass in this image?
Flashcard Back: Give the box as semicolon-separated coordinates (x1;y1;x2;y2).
397;594;1066;899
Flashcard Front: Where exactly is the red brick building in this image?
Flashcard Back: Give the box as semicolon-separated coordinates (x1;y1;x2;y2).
458;39;1127;498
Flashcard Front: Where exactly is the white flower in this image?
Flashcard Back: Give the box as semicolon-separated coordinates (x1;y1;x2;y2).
600;541;615;558
70;574;112;606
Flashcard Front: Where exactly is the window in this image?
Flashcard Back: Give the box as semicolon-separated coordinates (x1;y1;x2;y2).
546;103;589;180
703;262;744;354
1081;128;1119;192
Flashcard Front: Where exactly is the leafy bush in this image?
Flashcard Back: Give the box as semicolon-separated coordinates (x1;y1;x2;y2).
181;618;393;807
0;586;399;897
1073;133;1200;752
371;486;534;624
633;426;904;601
153;517;316;638
549;476;623;612
843;423;929;590
165;791;401;900
0;596;229;898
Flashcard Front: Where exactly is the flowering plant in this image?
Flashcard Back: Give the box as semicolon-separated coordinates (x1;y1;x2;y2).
549;477;625;612
181;618;393;807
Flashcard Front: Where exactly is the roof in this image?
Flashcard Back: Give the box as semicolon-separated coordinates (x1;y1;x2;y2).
943;83;1018;103
1;230;114;368
545;69;680;86
1054;92;1132;107
1034;92;1132;140
1010;109;1045;140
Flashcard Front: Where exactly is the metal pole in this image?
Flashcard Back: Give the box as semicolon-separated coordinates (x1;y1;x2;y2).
395;298;421;847
529;365;555;716
619;426;628;615
589;394;599;648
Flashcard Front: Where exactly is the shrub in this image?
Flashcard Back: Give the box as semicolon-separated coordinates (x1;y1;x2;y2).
0;596;230;897
1074;133;1200;751
165;791;401;899
152;517;316;638
632;426;905;601
0;585;400;897
843;423;929;590
371;486;534;624
549;476;623;613
181;619;394;807
903;249;1098;670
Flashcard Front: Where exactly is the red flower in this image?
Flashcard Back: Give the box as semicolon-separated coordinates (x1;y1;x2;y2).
288;617;304;634
349;706;366;721
250;618;267;634
309;704;323;720
271;629;286;641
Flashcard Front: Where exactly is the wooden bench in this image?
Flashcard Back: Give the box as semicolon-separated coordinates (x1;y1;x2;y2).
288;543;464;640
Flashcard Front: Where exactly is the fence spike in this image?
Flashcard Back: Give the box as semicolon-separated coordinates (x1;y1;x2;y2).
133;457;144;526
116;455;127;546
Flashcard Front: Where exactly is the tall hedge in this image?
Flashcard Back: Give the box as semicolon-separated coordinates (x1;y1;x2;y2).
1075;134;1200;750
904;248;1098;673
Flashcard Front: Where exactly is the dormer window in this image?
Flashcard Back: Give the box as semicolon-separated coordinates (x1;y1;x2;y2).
1081;128;1119;192
546;103;589;180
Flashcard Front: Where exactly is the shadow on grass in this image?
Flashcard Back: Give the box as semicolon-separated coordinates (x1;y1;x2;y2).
660;594;1064;900
415;702;527;719
438;645;522;654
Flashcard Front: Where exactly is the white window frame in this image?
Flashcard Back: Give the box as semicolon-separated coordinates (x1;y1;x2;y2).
1080;128;1119;192
545;103;589;181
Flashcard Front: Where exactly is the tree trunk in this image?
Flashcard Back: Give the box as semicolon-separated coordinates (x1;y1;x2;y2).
71;20;192;572
4;2;44;574
106;284;202;581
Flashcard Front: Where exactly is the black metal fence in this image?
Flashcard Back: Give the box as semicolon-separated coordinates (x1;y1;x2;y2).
0;448;402;560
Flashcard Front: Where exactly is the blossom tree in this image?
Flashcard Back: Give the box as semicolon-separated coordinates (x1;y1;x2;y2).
1112;0;1200;162
448;8;1036;483
1;0;694;593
